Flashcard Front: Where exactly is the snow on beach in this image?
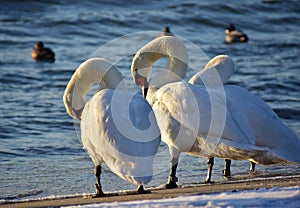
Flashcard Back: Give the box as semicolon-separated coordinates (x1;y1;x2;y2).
67;186;300;208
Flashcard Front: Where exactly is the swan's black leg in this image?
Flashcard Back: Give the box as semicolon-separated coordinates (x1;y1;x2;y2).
223;159;231;177
136;185;151;194
249;161;256;173
205;157;214;183
93;165;105;197
165;157;178;189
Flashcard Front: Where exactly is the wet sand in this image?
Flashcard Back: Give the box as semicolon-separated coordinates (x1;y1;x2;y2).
2;172;300;208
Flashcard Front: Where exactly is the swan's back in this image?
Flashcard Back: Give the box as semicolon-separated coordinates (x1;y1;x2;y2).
81;89;161;185
148;82;255;154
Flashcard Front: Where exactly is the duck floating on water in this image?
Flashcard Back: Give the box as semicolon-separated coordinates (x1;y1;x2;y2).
225;23;249;43
31;41;55;62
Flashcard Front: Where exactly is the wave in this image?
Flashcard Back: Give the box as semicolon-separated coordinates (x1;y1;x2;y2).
273;108;300;120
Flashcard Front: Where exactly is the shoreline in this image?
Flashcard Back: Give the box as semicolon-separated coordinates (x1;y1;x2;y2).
2;172;300;208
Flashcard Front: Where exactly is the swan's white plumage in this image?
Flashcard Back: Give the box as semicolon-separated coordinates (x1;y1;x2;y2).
81;89;160;185
147;82;287;164
224;85;300;163
189;56;300;164
63;58;161;186
189;55;235;86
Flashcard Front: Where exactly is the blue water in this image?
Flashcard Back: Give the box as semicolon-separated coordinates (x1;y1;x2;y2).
1;0;300;201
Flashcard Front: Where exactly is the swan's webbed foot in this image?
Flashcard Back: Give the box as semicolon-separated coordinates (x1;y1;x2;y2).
165;157;179;189
165;176;178;189
205;174;217;183
136;185;151;194
205;177;214;184
93;184;106;198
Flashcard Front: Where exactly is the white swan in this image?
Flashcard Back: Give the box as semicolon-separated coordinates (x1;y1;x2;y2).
63;58;161;196
190;56;300;177
131;36;299;189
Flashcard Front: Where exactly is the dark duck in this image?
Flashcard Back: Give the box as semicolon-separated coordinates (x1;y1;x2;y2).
31;41;55;62
225;23;248;43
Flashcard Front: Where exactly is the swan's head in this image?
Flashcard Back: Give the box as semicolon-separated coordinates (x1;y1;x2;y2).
63;72;86;120
131;36;188;97
63;58;123;119
131;51;162;97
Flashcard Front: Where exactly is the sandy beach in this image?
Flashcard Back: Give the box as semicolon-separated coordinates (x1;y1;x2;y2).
2;172;299;208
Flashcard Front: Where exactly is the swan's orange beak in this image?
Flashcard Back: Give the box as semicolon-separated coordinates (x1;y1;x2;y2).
134;69;149;98
136;76;148;98
136;76;145;87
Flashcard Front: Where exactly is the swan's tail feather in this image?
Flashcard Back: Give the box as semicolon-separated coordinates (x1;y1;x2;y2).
190;136;299;165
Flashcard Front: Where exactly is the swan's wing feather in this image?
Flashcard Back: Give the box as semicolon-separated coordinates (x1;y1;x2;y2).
81;89;160;185
225;85;300;163
149;82;255;152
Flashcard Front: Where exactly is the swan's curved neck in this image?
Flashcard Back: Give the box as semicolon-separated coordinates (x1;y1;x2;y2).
189;55;234;86
63;58;122;119
131;36;188;92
